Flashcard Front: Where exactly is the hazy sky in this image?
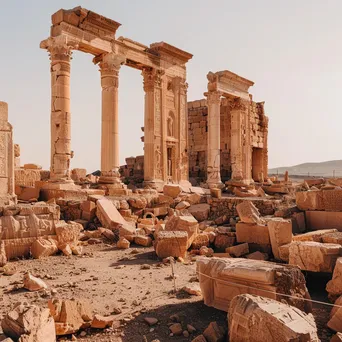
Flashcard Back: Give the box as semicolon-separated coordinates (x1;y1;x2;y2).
0;0;341;171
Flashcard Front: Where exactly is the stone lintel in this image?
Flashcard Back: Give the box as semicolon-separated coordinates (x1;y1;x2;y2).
149;41;193;63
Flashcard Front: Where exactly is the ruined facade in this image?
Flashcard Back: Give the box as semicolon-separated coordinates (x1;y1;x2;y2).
40;7;192;193
189;70;269;186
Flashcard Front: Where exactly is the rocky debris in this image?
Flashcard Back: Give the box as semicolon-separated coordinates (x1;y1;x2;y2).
55;221;82;254
192;335;207;342
165;214;199;248
91;314;115;329
128;197;147;209
197;257;310;313
169;323;183;336
267;218;292;260
48;298;93;335
23;272;48;291
154;231;188;258
327;257;342;299
176;201;191;210
2;263;16;276
1;303;56;342
134;235;152;247
226;243;249;257
214;233;236;251
236;201;264;225
117;237;130;249
191;234;210;249
199;246;214;257
229;294;319;341
96;198;128;229
182;284;202;296
203;321;225;342
163;184;182;198
327;295;342;332
188;204;210;222
236;222;270;245
98;227;116;241
31;238;58;259
289;241;341;272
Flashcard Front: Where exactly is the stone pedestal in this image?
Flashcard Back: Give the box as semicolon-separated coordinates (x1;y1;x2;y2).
205;91;223;189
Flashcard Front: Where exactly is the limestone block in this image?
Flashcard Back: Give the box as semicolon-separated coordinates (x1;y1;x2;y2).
163;184;182;198
165;215;199;248
91;314;115;329
185;192;202;205
15;185;40;201
327;258;342;298
23;272;48;291
214;234;236;251
1;303;56;342
236;222;270;244
293;229;338;242
128;196;147;209
197;257;310;313
191;233;210;249
31;238;58;259
48;298;93;335
70;168;87;182
24;163;42;170
228;294;319;342
246;251;269;260
203;321;225;342
279;243;291;262
226;243;249;257
323;190;342;211
292;212;306;233
289;241;341;272
236;201;264;224
267;218;293;260
15;169;41;187
188;203;210;222
323;232;342;245
134;235;152;247
154;231;188;259
55;221;82;250
328;295;342;332
296;191;324;211
176;201;191;210
117;237;130;249
306;211;342;231
96;198;128;229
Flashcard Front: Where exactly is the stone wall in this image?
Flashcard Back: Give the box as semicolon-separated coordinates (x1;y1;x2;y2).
188;97;268;182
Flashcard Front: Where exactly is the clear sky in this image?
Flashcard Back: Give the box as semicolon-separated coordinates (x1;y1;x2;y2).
0;0;341;171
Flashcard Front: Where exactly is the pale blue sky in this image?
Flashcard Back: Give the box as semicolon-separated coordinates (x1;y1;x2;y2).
0;0;341;171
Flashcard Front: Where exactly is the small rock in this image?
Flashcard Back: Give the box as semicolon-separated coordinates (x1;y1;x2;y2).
141;264;151;270
169;323;183;336
187;324;196;333
144;317;158;326
3;264;17;276
91;314;115;329
23;272;48;291
183;330;190;337
182;284;202;296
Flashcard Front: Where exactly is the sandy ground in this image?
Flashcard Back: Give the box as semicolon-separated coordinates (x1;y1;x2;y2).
0;242;335;341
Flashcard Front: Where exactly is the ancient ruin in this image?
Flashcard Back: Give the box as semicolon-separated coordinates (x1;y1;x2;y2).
0;4;341;342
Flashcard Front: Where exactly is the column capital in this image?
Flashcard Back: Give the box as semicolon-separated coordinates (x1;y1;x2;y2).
98;53;126;74
142;68;164;92
40;36;78;62
205;91;222;105
172;77;188;95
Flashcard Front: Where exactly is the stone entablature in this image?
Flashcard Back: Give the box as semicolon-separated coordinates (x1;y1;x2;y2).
188;70;268;185
40;7;192;192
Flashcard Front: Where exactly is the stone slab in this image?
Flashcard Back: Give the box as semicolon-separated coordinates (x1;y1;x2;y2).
306;211;342;231
236;222;270;245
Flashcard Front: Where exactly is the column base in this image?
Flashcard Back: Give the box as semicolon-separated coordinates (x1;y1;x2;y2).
42;179;76;190
225;178;254;187
207;180;225;190
99;171;132;196
143;179;165;192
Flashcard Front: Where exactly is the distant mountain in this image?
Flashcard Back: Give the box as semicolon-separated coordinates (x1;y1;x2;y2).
268;160;342;177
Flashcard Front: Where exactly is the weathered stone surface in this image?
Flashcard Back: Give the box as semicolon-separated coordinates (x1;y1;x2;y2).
197;257;310;313
188;204;210;222
236;200;264;224
214;234;236;251
328;295;342;332
1;303;56;342
226;243;249;257
23;272;48;291
292;212;306;233
117;237;130;249
296;191;324;211
191;233;210;249
246;251;268;260
154;231;188;259
323;232;342;244
134;235;152;247
289;241;341;273
165;215;199;248
229;294;319;342
48;298;93;335
293;229;338;242
163;184;182;198
31;238;58;259
203;321;225;342
331;333;342;342
236;222;270;244
176;201;190;210
327;258;342;298
55;221;82;251
267;218;292;260
96;198;127;229
91;314;115;329
279;243;291;262
306;211;342;232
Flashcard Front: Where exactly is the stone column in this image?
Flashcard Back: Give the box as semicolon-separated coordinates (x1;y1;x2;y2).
230;98;249;184
142;68;164;190
43;36;78;183
97;53;128;194
206;91;223;188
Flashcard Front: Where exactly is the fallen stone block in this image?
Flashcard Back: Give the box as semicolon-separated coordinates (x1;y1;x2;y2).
117;237;130;249
55;221;82;251
327;295;342;332
191;233;210;249
48;298;93;335
323;190;342;211
327;258;342;299
279;243;291;262
197;257;311;313
203;321;225;342
163;184;182;198
191;335;207;342
289;241;341;273
31;238;58;259
1;303;56;342
267;218;292;260
91;314;115;329
154;231;188;259
293;229;338;242
96;198;128;229
188;204;210;222
23;272;48;291
236;222;270;244
246;251;269;260
226;243;249;257
229;294;319;342
292;212;306;233
134;235;152;247
306;211;342;232
236;200;264;224
214;234;236;251
323;232;342;244
165;215;199;248
296;190;324;211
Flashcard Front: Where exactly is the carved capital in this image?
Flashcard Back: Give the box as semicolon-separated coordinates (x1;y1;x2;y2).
142;68;165;92
206;91;222;105
207;71;219;92
99;53;126;74
232;98;249;111
41;36;78;62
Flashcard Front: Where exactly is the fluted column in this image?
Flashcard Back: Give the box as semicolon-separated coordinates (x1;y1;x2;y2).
98;53;125;184
43;36;78;182
206;91;223;188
